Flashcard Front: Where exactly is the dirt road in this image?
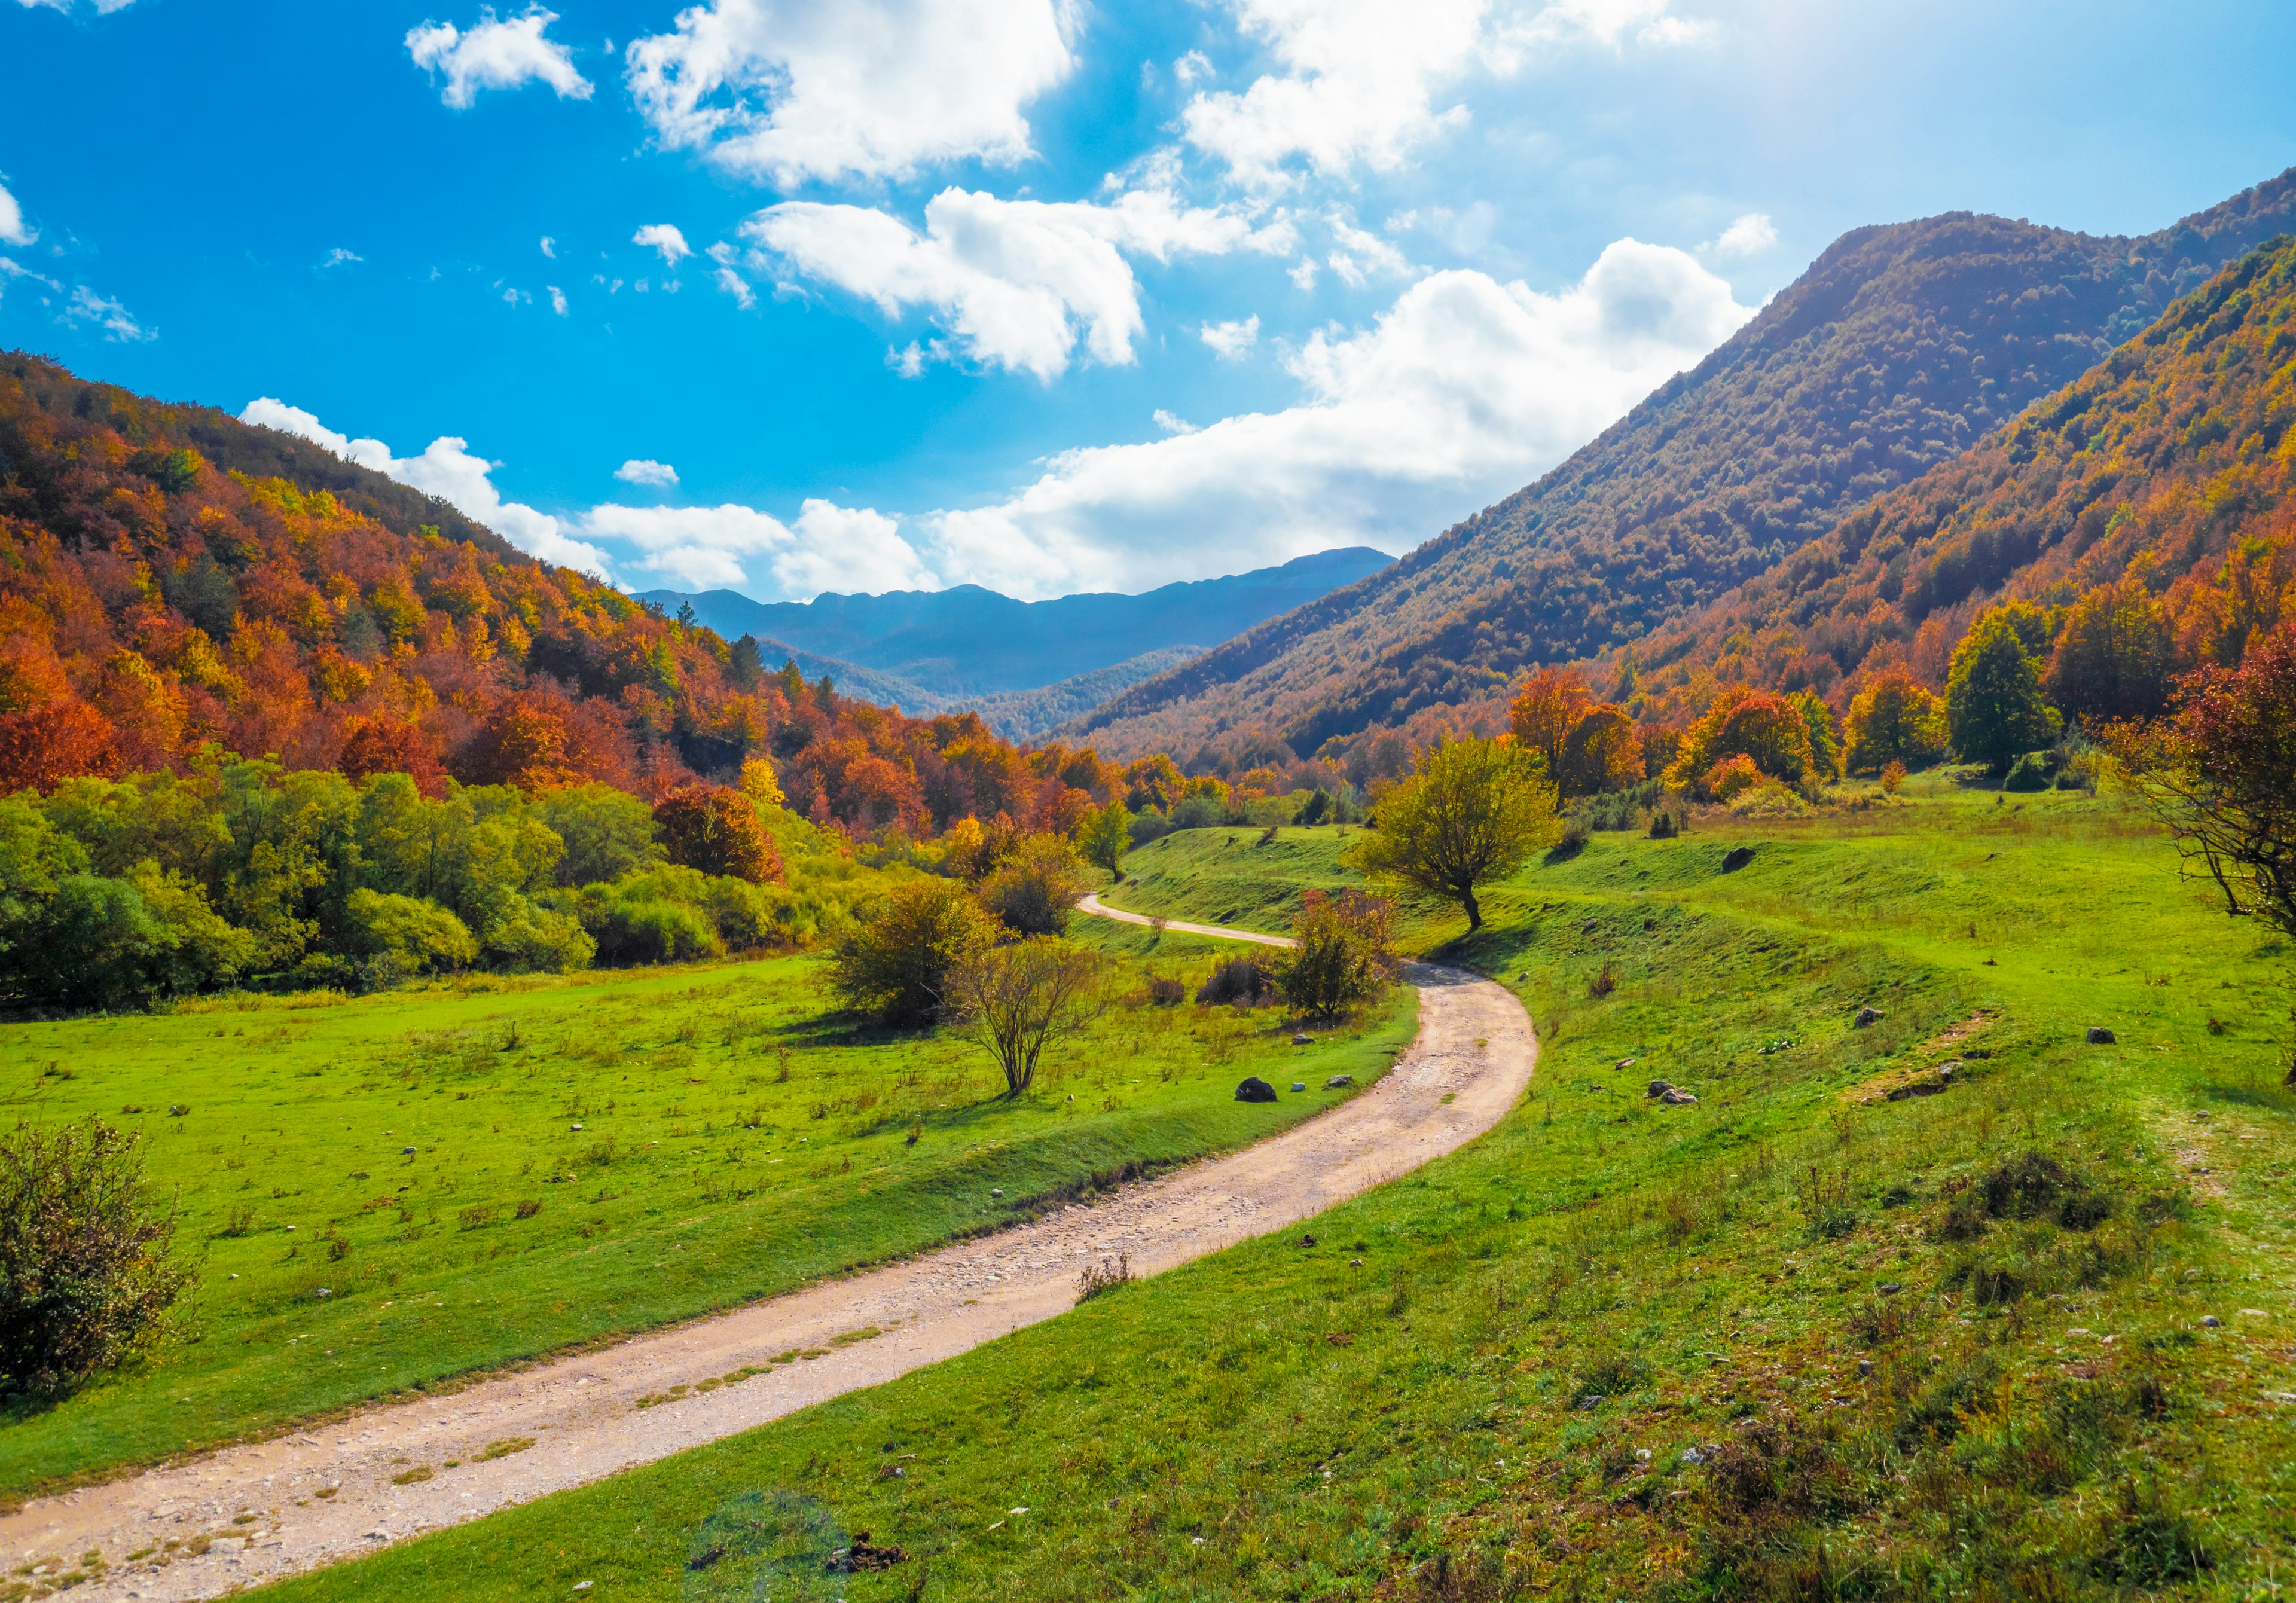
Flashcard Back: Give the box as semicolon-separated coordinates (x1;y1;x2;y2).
4;912;1533;1601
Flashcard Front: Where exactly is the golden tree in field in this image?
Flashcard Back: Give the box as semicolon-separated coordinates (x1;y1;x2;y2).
1347;735;1558;930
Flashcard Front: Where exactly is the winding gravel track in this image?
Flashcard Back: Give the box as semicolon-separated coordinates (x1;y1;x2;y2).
5;905;1534;1601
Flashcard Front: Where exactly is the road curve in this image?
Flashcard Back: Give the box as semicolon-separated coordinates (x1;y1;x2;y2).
4;908;1534;1601
1076;890;1297;947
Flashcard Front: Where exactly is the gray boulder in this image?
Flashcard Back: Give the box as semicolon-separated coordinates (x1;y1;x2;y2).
1854;1006;1884;1028
1325;1074;1354;1089
2086;1026;2117;1045
1235;1076;1278;1103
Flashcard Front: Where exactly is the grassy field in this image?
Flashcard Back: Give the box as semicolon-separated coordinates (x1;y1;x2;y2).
243;774;2296;1602
0;917;1416;1502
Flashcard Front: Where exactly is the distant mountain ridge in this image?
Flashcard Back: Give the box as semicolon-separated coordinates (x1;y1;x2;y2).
719;640;1206;743
1067;166;2296;761
639;546;1391;700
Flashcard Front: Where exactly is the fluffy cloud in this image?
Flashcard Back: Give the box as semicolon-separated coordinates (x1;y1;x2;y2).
1199;315;1260;359
586;500;935;596
1709;211;1776;257
625;0;1075;185
920;238;1751;597
0;180;35;248
633;223;691;266
1183;0;1713;188
406;6;593;110
237;399;924;600
746;186;1290;380
14;0;137;11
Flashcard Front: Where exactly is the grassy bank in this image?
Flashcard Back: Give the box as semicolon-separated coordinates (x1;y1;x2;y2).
241;774;2296;1601
0;919;1415;1501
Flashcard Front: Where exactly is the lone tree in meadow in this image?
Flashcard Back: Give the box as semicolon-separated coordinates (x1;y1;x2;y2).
0;1117;193;1397
1347;734;1558;930
1948;606;2062;775
944;939;1107;1097
2127;618;2296;955
1074;798;1133;881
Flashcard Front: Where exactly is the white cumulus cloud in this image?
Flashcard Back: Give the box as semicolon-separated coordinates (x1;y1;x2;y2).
237;399;927;601
1708;211;1776;257
1199;315;1260;359
745;185;1290;380
917;237;1751;597
0;180;35;248
589;500;936;596
1184;0;1714;188
633;223;691;266
625;0;1076;185
407;6;593;110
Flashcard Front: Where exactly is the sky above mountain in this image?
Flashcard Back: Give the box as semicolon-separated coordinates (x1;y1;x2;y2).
2;0;2291;604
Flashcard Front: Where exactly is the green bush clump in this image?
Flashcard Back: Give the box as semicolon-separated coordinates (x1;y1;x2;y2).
2003;750;2056;791
829;878;994;1027
0;1117;191;1397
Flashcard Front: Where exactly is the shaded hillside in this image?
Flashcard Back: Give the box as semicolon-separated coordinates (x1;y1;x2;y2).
640;545;1388;698
1070;167;2296;762
0;352;1155;841
1625;234;2296;717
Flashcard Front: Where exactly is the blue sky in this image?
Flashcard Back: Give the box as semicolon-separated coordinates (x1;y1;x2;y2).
4;0;2292;603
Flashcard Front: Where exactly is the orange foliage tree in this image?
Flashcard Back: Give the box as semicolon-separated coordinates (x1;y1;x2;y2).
1555;704;1644;798
1507;668;1592;775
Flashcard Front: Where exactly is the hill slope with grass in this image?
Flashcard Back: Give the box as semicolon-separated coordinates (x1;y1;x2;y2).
0;918;1412;1502
1070;167;2296;764
241;780;2296;1603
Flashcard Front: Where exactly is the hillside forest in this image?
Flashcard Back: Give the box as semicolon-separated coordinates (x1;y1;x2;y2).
1070;168;2296;767
0;355;1281;1009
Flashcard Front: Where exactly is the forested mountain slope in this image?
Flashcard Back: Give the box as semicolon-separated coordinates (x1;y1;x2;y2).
0;352;1148;838
640;545;1388;698
1625;233;2296;717
1069;167;2296;762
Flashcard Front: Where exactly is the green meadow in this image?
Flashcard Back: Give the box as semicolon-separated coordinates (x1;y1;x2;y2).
247;776;2296;1601
0;918;1416;1502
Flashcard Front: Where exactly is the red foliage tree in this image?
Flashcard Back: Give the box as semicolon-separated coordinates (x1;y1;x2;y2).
654;784;784;884
339;717;447;796
0;700;117;792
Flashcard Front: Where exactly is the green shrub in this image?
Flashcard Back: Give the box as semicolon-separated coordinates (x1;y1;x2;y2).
830;877;994;1027
2003;750;2054;791
1273;890;1394;1021
977;837;1085;936
0;1117;192;1396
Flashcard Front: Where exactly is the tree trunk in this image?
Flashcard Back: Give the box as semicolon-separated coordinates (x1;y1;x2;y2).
1462;886;1482;930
